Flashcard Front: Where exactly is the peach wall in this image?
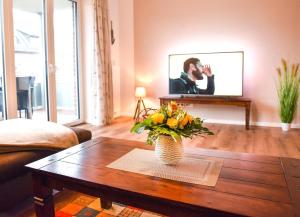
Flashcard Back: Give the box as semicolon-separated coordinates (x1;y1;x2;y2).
108;0;121;117
296;0;300;124
119;0;136;116
134;0;300;126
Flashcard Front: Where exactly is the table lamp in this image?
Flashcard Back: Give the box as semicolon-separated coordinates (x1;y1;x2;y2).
134;87;147;120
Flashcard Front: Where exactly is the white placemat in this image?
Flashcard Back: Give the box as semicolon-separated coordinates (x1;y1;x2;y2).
107;148;223;186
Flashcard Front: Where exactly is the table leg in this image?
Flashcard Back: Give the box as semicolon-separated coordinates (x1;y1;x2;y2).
32;173;55;217
101;198;112;209
245;104;250;130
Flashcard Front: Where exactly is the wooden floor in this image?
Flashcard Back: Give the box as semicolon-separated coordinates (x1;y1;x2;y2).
80;116;300;159
3;116;300;217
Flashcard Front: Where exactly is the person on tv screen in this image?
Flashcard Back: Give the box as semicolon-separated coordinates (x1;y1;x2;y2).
170;58;215;95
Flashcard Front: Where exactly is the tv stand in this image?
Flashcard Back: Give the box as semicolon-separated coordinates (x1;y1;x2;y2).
160;96;252;130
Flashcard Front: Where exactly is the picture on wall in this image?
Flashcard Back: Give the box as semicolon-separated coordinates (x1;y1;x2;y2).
169;51;244;96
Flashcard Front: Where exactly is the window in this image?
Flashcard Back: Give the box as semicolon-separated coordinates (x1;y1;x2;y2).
54;0;80;124
13;0;48;120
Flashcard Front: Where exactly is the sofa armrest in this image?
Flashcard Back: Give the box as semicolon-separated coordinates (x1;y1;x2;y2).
70;127;92;143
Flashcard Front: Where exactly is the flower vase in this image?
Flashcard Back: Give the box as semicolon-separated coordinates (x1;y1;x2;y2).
155;135;183;165
281;123;291;132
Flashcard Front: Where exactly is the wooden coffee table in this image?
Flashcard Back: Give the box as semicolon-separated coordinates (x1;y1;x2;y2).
26;137;300;217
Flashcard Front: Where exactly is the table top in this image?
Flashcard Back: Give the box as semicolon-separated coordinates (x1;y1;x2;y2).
26;137;300;217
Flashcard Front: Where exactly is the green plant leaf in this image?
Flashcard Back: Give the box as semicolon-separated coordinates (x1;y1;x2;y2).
276;59;300;123
130;122;144;133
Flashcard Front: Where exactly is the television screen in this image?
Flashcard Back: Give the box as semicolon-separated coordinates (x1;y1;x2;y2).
169;51;244;96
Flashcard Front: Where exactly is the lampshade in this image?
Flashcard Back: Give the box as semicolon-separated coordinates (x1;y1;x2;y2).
135;87;146;98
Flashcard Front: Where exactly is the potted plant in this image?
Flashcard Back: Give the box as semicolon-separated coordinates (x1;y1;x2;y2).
131;101;213;165
276;59;300;131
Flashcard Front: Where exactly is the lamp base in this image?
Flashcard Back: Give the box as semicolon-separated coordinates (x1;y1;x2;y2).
134;98;147;121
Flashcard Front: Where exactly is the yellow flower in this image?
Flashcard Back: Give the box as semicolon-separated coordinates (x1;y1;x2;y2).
179;115;189;129
187;114;193;124
167;118;178;129
167;110;172;117
151;113;165;125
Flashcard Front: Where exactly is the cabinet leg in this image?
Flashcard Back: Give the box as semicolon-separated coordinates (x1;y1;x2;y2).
245;105;250;130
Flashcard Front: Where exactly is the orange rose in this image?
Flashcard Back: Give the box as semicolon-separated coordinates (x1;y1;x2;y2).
186;114;193;124
179;115;189;129
151;113;165;125
167;118;178;129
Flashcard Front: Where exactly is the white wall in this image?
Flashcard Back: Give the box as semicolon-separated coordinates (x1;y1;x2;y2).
107;0;135;118
108;0;121;117
119;0;136;116
134;0;300;126
294;0;300;125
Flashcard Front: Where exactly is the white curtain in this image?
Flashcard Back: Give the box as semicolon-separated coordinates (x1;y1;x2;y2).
91;0;114;125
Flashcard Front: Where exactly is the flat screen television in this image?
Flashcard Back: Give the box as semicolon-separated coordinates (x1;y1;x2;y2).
169;51;244;97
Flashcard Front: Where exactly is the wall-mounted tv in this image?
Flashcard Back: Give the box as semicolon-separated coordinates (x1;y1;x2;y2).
169;51;244;97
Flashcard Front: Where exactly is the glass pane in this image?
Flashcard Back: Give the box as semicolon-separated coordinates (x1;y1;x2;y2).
54;0;80;124
13;0;48;120
0;4;5;121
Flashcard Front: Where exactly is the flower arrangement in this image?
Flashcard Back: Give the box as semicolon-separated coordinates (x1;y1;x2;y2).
131;101;213;145
276;59;300;124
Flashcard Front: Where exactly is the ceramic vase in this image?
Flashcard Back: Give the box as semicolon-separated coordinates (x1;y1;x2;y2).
155;135;183;165
281;123;291;132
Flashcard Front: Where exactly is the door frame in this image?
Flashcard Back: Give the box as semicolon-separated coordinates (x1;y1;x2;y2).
2;0;17;119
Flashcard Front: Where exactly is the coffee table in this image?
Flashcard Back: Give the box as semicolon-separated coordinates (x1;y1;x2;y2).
26;137;300;217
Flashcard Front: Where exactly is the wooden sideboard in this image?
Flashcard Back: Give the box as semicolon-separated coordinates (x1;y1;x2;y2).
160;96;252;130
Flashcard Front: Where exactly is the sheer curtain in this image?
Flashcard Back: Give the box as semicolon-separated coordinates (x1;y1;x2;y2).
91;0;114;125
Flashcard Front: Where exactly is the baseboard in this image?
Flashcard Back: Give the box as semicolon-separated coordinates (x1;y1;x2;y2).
120;111;133;117
204;119;300;128
253;122;300;128
113;110;121;118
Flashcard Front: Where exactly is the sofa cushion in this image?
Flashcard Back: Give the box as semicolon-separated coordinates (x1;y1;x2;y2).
0;119;79;153
0;151;54;182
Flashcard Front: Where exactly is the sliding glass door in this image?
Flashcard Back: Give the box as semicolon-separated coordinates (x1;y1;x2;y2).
54;0;80;124
13;0;49;120
2;0;82;124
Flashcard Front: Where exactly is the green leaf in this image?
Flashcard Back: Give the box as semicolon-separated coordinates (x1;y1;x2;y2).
130;122;145;133
143;118;152;126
